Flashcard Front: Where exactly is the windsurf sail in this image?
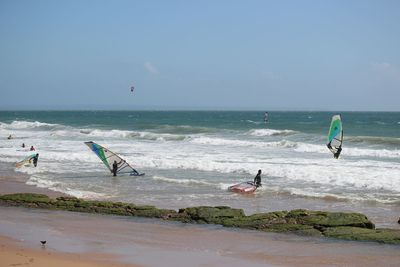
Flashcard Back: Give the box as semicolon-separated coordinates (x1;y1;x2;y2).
16;154;36;168
84;141;144;176
327;114;343;155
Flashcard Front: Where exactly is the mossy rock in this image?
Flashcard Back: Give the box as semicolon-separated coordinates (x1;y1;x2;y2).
56;196;79;202
221;214;283;229
0;193;52;203
286;209;374;229
1;193;399;245
264;223;321;235
182;206;245;224
322;226;400;244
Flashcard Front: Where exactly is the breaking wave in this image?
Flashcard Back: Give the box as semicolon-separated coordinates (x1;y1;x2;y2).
0;121;65;131
152;176;214;186
248;129;297;137
346;135;400;146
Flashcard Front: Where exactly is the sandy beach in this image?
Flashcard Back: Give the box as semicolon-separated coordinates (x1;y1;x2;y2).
0;162;400;267
0;236;138;267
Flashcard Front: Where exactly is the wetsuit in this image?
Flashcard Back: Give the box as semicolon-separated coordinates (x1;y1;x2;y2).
334;146;342;159
32;154;39;167
254;173;262;187
112;161;118;177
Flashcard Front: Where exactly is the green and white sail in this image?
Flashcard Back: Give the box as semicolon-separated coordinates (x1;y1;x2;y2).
327;114;343;154
84;141;143;176
15;154;37;168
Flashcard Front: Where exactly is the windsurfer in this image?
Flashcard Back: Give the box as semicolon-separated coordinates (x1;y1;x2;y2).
254;170;262;187
327;142;342;159
112;160;118;177
32;153;39;167
333;146;342;159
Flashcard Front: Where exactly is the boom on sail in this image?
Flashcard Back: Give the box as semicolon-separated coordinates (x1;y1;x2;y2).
84;141;144;176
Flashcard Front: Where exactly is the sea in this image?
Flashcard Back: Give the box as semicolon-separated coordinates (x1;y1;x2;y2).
0;111;399;227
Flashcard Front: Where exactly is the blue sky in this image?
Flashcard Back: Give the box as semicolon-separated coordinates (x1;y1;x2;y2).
0;0;399;110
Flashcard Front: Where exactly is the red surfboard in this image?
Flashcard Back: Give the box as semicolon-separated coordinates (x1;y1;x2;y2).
228;181;257;193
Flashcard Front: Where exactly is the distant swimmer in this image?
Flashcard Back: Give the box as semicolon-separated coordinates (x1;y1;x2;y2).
253;170;262;187
7;134;12;140
264;112;269;123
112;160;118;177
30;146;35;151
32;153;39;167
21;143;25;148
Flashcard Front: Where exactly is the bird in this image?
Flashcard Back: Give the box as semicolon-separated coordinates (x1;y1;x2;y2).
40;240;46;245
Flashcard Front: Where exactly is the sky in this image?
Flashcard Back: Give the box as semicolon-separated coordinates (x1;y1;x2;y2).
0;0;399;111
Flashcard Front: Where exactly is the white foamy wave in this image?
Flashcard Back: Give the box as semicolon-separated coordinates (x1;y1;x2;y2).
189;136;298;149
346;136;400;146
218;183;236;190
189;136;257;147
245;120;262;125
294;143;400;158
27;175;108;199
61;188;108;199
26;175;62;188
248;129;297;137
152;175;213;186
0;121;62;130
85;129;186;141
280;187;400;204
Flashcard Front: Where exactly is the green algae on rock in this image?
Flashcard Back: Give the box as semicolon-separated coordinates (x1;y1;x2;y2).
0;193;399;245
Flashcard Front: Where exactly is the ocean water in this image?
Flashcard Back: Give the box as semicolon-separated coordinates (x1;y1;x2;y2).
0;111;399;218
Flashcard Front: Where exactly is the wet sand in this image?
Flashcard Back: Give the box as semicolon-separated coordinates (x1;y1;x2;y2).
1;206;400;267
0;236;139;267
1;163;400;266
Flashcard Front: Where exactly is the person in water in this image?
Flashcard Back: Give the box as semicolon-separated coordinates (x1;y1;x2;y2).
30;146;35;151
7;134;12;140
333;146;342;159
112;160;118;177
327;143;342;159
32;153;39;167
253;169;262;187
21;143;25;148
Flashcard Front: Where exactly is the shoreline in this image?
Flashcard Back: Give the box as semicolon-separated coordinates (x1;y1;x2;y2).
1;162;400;266
0;164;141;267
1;205;400;267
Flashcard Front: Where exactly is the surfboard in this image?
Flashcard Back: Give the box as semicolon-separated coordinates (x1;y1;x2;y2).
228;181;257;193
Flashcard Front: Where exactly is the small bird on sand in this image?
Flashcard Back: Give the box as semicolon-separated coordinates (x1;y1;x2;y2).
40;241;46;245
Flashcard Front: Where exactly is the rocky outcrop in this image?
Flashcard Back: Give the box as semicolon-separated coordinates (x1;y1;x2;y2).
1;193;399;244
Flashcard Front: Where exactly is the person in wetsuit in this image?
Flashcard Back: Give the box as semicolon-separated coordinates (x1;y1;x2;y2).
253;169;262;187
32;153;39;167
327;143;342;159
112;160;118;177
333;146;342;159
